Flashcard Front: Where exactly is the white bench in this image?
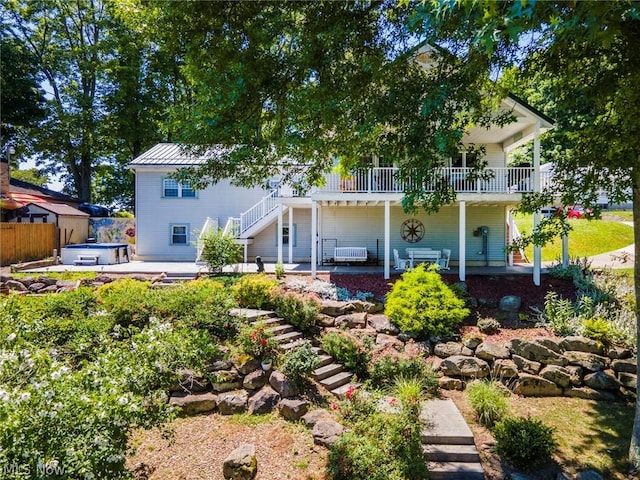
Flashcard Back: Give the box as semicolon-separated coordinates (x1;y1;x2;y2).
406;248;441;267
334;247;368;263
74;255;98;266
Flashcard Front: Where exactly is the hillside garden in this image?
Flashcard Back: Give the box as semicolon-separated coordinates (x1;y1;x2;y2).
0;262;636;479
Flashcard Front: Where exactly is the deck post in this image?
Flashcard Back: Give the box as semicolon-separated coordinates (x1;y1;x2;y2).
533;120;541;286
384;200;390;280
507;208;514;267
288;207;294;264
459;201;466;281
277;204;283;264
311;200;317;279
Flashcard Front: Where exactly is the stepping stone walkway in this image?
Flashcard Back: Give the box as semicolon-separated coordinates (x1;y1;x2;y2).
231;309;485;478
420;398;485;479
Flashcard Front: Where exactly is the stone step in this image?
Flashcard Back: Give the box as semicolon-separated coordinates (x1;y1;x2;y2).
317;354;333;368
320;371;353;391
420;398;475;445
267;324;294;336
427;461;485;480
251;317;285;327
229;308;276;321
278;339;306;351
312;363;344;381
272;331;303;344
331;382;362;399
423;444;480;463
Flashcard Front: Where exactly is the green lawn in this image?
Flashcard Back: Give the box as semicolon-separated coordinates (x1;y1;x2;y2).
514;213;634;262
606;210;634;222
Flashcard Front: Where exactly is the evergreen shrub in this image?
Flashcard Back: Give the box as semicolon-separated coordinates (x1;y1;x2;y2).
494;416;557;469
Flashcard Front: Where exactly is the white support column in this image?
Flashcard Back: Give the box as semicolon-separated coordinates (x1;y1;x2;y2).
244;244;248;264
533;120;541;286
317;204;322;266
311;200;317;279
562;234;569;268
459;201;466;281
288;207;294;264
277;204;283;264
508;209;514;267
384;200;390;280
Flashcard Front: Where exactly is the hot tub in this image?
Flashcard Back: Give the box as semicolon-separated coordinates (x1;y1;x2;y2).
61;243;130;265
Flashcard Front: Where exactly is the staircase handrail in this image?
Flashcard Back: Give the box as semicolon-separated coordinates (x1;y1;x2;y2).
239;189;279;235
510;219;529;263
195;216;219;264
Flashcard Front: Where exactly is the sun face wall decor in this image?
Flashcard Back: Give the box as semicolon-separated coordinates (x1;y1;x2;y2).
400;218;424;243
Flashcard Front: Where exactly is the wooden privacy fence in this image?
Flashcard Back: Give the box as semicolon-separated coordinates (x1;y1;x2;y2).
1;223;56;266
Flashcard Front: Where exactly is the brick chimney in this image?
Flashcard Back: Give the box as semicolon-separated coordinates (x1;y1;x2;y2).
0;154;9;197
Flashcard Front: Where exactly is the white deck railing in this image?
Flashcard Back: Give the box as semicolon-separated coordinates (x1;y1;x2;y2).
195;216;219;264
240;189;279;233
315;167;551;194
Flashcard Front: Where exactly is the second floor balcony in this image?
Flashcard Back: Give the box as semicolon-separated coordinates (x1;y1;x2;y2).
313;167;552;195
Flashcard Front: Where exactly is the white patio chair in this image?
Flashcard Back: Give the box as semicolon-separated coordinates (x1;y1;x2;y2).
438;248;451;270
393;249;409;270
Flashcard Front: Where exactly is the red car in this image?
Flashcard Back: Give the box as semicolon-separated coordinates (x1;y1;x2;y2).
567;204;592;219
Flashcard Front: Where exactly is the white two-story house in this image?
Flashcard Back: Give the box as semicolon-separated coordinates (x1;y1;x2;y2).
131;86;553;284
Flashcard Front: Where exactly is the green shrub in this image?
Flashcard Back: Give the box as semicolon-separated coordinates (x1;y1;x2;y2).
582;317;612;347
232;274;278;309
367;354;437;394
494;416;557;469
477;317;501;334
321;332;371;378
200;229;243;272
95;279;156;328
466;380;510;428
272;289;319;331
279;341;320;387
384;265;469;338
237;322;279;360
274;262;285;279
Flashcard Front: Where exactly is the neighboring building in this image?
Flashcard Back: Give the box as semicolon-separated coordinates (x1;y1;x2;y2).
130;46;554;283
16;203;89;248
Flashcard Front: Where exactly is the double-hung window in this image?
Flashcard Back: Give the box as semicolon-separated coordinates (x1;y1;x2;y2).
170;224;189;245
163;178;196;198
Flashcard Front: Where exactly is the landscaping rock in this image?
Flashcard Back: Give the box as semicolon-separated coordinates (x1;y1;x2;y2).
462;335;483;350
607;346;633;360
513;373;563;396
6;280;27;292
533;337;563;354
440;355;490;378
208;359;234;372
301;409;334;428
278;398;309;421
28;282;47;292
611;358;636;374
335;312;367;328
39;285;58;293
564;351;609;372
171;369;209;393
584;371;619;391
367;314;399;334
509;339;566;366
438;376;464;390
315;313;335;327
540;365;572;388
243;369;268;390
168;392;218;415
321;300;354;317
222;444;257;480
248;386;280;414
211;370;243;393
269;371;299;398
404;340;431;357
56;279;78;290
566;365;584;386
350;300;379;313
499;295;521;312
475;342;511;361
312;419;344;448
375;333;403;348
217;391;249;415
434;342;463;358
565;387;616;401
234;357;261;375
492;359;519;380
618;372;637;390
560;336;604;355
512;354;542;375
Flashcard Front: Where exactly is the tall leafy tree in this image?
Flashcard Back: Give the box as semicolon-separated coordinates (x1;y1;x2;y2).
130;0;500;211
408;0;640;469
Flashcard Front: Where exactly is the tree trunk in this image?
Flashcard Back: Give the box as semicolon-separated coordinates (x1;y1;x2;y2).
629;160;640;472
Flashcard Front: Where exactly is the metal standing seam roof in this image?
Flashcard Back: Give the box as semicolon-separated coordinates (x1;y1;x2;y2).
129;143;233;166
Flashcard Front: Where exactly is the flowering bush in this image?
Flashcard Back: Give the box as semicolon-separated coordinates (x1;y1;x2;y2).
237;323;279;360
321;332;372;378
271;289;320;332
232;274;278;309
0;285;218;479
